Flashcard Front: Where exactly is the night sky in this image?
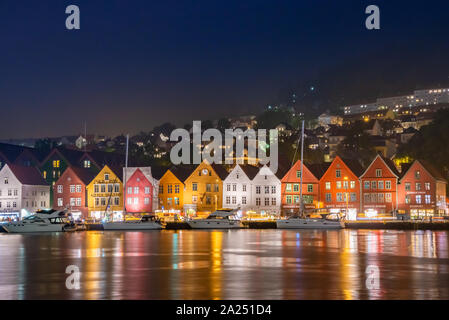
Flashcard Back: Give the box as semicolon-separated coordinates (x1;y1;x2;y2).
1;0;449;139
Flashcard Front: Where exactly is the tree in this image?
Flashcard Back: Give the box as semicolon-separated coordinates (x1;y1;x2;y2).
336;122;377;167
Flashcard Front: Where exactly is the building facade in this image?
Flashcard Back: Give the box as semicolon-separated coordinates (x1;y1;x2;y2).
319;156;363;215
158;166;194;213
222;164;259;215
123;167;158;213
398;160;447;218
250;165;281;215
360;155;399;215
0;164;50;220
86;165;123;220
53;167;95;220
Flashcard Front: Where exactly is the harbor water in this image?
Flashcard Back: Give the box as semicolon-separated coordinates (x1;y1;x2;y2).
0;229;448;299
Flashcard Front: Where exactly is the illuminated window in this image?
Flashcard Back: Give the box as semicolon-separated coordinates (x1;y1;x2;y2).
134;187;139;194
285;184;292;192
57;185;63;193
53;160;60;168
84;160;91;168
416;183;421;191
416;195;422;204
415;171;420;180
425;183;430;190
425;195;431;204
325;182;331;190
336;181;342;189
350;181;355;189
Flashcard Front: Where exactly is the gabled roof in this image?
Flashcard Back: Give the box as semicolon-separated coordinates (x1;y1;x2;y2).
399;160;447;182
69;167;97;185
360;154;400;178
82;150;125;168
169;165;196;182
211;163;229;180
40;147;84;166
239;164;260;180
6;164;48;186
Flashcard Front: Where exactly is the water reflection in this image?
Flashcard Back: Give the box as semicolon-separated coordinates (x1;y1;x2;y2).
0;229;448;299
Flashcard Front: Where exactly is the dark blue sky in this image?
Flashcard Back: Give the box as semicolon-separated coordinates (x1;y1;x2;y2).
1;0;449;139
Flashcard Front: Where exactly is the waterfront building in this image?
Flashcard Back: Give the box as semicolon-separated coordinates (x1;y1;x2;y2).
123;167;159;213
86;165;123;220
0;164;50;220
158;166;194;213
319;156;364;216
250;164;282;215
222;164;259;215
183;161;228;215
280;160;321;215
360;155;400;216
53;167;96;220
397;160;447;218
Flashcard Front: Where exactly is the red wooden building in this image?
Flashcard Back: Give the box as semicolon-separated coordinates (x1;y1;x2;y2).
360;154;400;215
123;167;158;213
280;160;322;214
319;156;364;214
398;160;447;218
53;166;96;220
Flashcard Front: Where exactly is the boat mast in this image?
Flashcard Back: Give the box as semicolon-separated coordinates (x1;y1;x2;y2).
123;134;129;215
299;120;305;218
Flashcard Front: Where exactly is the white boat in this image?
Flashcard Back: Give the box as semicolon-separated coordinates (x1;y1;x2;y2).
2;209;70;233
276;213;345;229
187;209;242;229
102;215;163;230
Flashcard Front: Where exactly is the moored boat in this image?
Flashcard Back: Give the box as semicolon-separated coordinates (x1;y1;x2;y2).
102;215;163;230
2;209;69;233
187;209;242;229
276;213;345;229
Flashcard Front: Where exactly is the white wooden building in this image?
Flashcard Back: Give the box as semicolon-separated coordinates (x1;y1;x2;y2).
250;164;282;215
0;164;50;220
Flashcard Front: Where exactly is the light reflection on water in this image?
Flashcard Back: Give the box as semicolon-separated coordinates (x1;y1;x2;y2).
0;229;448;300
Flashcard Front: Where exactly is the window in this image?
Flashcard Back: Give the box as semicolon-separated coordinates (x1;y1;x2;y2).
378;193;384;203
325;182;331;190
159;185;163;193
296;170;301;178
76;198;82;206
232;196;237;204
226;196;230;205
107;184;113;193
264;186;270;194
95;198;100;206
8;189;12;196
350;193;356;202
378;181;384;189
271;198;276;205
256;186;261;194
134;187;139;194
226;184;231;192
405;195;411;204
94;184;99;193
57;185;63;193
134;198;138;205
416;195;422;204
84;160;91;168
263;198;268;206
242;196;246;205
405;183;411;191
206;184;211;192
271;186;276;193
114;197;119;206
307;184;313;192
104;173;109;181
256;198;261;206
167;198;172;206
415;171;420;180
375;169;382;177
76;185;82;193
70;198;76;206
192;183;198;191
285;184;292;192
286;195;292;204
336;181;341;189
145;187;150;194
294;195;300;203
325;193;331;202
425;183;431;191
100;184;106;193
350;181;355;189
4;178;8;184
53;160;60;168
336;170;341;178
57;198;63;206
242;184;247;192
385;181;391;189
144;197;150;205
206;196;211;205
336;193;343;202
174;197;179;205
127;187;132;194
425;195;431;204
114;184;120;192
364;193;370;203
293;184;299;192
70;185;75;193
416;183;421;191
371;181;377;189
232;184;237;192
385;193;392;202
343;181;348;189
214;184;219;192
101;198;106;206
167;185;172;193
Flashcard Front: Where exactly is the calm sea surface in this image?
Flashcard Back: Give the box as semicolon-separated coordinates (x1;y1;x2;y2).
0;229;448;300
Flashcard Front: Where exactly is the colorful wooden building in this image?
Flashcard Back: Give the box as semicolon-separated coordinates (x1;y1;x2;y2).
158;166;194;213
280;160;321;215
319;156;364;215
53;167;96;220
183;161;228;215
398;160;447;218
222;164;259;214
250;164;282;215
360;154;400;215
86;165;123;220
123;167;158;213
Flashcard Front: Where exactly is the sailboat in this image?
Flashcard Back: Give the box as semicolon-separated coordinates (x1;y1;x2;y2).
102;135;163;231
276;120;345;229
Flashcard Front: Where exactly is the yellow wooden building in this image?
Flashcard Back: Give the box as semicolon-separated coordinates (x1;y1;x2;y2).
86;165;123;220
183;161;229;215
158;166;194;212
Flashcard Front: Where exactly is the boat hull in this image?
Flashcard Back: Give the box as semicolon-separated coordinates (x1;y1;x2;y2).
276;219;345;229
2;223;64;233
102;222;163;230
187;219;242;229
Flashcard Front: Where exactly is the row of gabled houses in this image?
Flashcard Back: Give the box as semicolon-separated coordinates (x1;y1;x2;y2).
0;140;447;220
